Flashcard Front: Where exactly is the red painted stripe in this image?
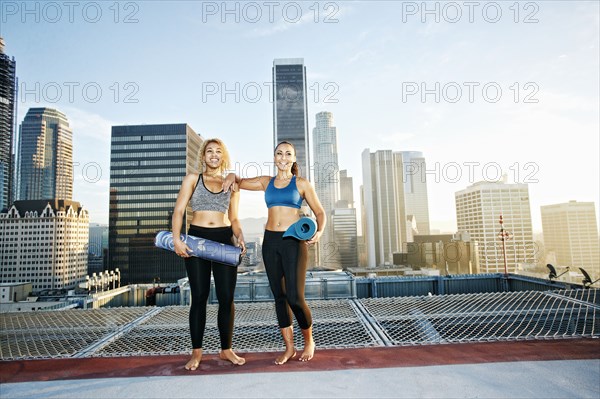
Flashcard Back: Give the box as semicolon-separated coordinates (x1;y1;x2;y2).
2;339;599;384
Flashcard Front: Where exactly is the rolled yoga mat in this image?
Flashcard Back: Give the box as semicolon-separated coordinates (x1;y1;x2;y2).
282;217;317;240
154;231;242;266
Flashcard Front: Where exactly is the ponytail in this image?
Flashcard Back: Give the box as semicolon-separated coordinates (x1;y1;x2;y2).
291;162;299;176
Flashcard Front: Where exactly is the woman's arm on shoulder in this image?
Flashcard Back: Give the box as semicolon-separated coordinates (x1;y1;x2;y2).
224;173;270;192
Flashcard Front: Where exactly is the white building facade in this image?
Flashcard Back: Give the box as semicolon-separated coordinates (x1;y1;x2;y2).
455;181;534;274
0;200;89;292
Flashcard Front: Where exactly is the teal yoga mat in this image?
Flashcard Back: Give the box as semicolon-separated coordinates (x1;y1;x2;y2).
154;231;242;266
282;217;317;240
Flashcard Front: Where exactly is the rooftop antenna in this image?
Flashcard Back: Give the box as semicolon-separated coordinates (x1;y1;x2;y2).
579;268;600;288
547;264;569;281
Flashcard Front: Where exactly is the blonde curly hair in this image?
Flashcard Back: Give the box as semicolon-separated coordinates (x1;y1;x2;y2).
200;138;231;175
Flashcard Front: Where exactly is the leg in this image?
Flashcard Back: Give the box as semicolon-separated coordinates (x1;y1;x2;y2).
263;231;296;364
281;238;315;361
213;262;245;365
299;325;315;362
274;326;296;365
184;256;212;370
263;232;293;328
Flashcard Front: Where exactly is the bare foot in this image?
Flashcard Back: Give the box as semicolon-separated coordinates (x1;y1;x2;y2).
274;347;297;365
219;349;246;365
184;348;202;370
299;341;315;362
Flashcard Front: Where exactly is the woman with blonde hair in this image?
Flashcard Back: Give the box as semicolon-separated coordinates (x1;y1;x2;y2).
172;138;246;370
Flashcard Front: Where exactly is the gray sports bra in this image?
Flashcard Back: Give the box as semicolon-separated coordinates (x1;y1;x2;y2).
189;174;231;214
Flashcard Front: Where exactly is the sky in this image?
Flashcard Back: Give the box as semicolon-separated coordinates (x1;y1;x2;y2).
2;0;599;233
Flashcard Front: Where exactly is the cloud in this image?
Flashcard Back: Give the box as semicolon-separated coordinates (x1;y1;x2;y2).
61;106;116;143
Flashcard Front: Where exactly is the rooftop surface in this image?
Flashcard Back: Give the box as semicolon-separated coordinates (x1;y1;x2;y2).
1;289;599;398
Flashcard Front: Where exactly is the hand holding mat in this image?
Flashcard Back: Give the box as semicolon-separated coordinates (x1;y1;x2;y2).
282;217;317;240
155;231;242;266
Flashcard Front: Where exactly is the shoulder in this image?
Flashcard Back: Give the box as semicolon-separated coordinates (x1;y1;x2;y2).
259;176;273;186
183;173;200;185
295;176;310;186
295;176;313;191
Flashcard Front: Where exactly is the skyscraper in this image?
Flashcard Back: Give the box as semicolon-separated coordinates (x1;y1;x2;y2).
397;151;430;237
312;111;339;265
109;124;203;284
362;149;431;266
0;38;17;211
541;201;599;276
331;208;358;268
313;111;339;212
18;108;73;201
455;180;534;273
338;170;354;208
273;58;310;179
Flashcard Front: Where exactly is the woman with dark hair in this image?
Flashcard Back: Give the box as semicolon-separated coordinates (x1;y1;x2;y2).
225;141;326;364
172;138;246;370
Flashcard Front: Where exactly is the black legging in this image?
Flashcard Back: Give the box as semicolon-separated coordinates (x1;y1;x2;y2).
262;230;312;330
185;225;237;350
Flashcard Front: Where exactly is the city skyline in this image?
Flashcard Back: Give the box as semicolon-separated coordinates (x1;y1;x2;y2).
2;1;599;233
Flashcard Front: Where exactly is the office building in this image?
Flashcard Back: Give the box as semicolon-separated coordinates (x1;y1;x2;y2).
313;111;339;265
455;180;534;273
0;38;17;211
541;201;599;276
109;124;203;284
0;200;89;292
406;232;480;275
331;208;358;268
338;170;354;208
18;108;73;201
362;149;431;266
273;58;310;179
88;223;108;275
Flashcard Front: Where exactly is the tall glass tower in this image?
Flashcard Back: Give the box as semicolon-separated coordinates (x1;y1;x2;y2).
18;108;73;201
109;124;203;284
0;37;17;211
273;58;310;179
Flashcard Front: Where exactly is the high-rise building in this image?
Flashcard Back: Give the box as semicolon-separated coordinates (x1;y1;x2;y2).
398;151;430;237
88;223;108;275
312;111;339;265
362;149;431;266
273;58;310;179
330;208;358;268
88;223;108;257
313;111;339;212
541;201;600;276
455;180;534;274
338;170;354;208
17;108;73;201
0;38;17;212
0;200;89;292
109;124;203;284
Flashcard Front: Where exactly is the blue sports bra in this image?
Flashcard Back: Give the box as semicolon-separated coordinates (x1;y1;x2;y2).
265;176;303;209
